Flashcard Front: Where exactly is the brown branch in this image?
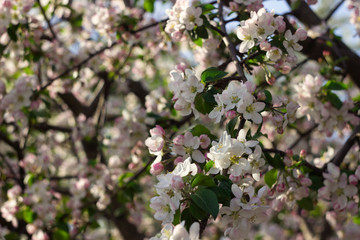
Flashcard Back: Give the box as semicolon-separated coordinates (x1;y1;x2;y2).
289;124;318;150
36;0;58;40
218;0;247;81
286;0;360;88
324;124;360;168
324;0;345;22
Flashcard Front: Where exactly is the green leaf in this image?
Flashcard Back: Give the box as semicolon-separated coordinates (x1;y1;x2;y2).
143;0;155;12
190;188;219;219
196;25;208;39
209;178;232;206
4;233;19;240
23;208;35;223
323;81;348;90
7;24;19;42
297;197;314;211
201;67;228;84
204;160;214;172
264;169;278;188
172;209;181;225
226;116;238;138
354;215;360;225
194;91;216;114
191;124;211;137
53;229;70;240
181;208;197;230
326;92;342;109
189;202;209;220
309;174;324;191
201;4;216;14
263;90;272;104
264;152;285;169
191;174;216;188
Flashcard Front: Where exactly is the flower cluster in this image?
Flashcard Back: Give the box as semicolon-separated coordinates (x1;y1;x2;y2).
237;8;306;76
318;163;359;213
294;74;359;136
220;180;268;239
209;81;265;124
347;0;360;36
169;65;204;118
232;0;264;12
0;75;36;121
150;221;199;240
165;0;203;41
150;157;197;223
208;130;264;180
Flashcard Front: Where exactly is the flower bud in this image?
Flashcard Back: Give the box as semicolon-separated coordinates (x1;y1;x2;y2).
150;162;164;175
199;134;210;149
171;175;185;190
276;183;286;193
229;174;241;183
295;28;307;41
349;174;358;185
173;135;184;146
300;149;307;158
225;110;237;120
174;156;184;165
300;177;312;187
229;2;239;11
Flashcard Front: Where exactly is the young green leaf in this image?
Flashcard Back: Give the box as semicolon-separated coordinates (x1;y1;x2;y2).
201;67;228;84
264;169;278;188
190;188;219;219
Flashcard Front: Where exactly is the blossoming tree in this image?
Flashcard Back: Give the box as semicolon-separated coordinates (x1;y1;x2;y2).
0;0;359;239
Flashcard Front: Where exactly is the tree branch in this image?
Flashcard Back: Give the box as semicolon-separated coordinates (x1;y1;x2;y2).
218;0;247;81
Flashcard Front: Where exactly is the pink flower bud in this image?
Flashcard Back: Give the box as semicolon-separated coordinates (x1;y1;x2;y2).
276;183;286;193
355;166;360;180
150;162;164;175
174;156;184;165
300;177;312;187
257;92;266;103
175;62;187;72
171;175;185;190
274;16;286;32
245;81;256;93
229;174;241;183
173;135;184;146
260;41;271;51
199;134;210;149
300;149;307;158
150;125;165;137
295;28;307;41
128;162;136;170
229;2;239;11
225;110;237;120
277;127;284;134
266;76;276;85
286;149;293;157
349;175;358;185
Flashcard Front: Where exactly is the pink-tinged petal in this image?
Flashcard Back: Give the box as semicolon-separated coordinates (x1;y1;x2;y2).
344;185;357;197
231;184;243;199
192;150;205;163
327;163;340;179
253;102;265;111
251;112;262;124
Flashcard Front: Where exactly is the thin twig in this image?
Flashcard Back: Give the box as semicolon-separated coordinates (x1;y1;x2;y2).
324;0;345;22
218;0;247;81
